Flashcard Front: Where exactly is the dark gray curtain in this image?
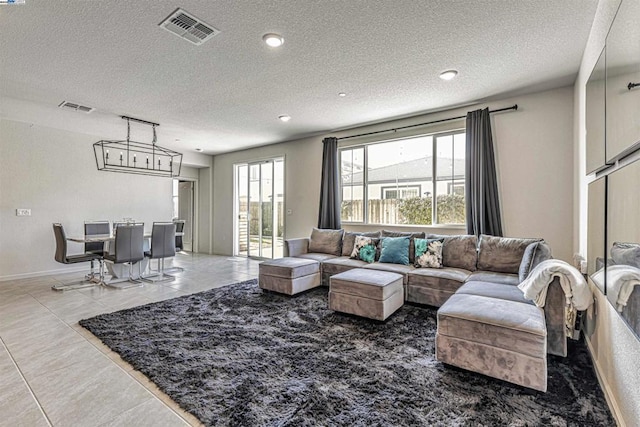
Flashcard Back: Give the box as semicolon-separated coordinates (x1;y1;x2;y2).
318;137;342;229
465;108;503;236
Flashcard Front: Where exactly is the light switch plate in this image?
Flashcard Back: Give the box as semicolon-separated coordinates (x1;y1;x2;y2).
16;208;31;216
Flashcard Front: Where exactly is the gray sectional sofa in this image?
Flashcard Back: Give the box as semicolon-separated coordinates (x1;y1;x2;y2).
285;229;567;359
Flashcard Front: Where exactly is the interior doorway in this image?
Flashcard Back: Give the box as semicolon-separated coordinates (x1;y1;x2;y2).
173;179;196;252
234;158;284;259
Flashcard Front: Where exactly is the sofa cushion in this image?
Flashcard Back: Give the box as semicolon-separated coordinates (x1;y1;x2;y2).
518;241;553;282
437;294;546;359
381;230;426;264
330;269;403;300
342;231;381;257
428;234;478;271
456;281;533;305
296;253;338;262
379;236;410;265
363;262;415;284
308;228;344;256
259;257;319;279
322;256;368;275
477;235;541;274
414;238;444;268
406;267;471;293
467;271;519;286
611;242;640;268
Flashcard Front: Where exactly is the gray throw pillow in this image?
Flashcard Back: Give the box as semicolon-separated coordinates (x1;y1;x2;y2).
308;228;344;256
518;241;553;282
342;231;381;257
381;230;425;263
478;234;541;274
611;242;640;268
428;234;478;271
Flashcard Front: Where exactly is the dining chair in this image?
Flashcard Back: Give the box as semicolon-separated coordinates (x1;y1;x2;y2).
103;224;145;289
143;222;176;282
174;219;186;252
51;223;103;291
84;220;110;281
163;219;186;274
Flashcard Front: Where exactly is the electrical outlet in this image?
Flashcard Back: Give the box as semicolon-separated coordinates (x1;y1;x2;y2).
16;208;31;216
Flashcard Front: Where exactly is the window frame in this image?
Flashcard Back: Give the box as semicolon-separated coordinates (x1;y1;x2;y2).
339;128;466;227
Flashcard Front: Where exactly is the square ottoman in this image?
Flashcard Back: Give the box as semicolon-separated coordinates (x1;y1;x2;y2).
259;257;321;295
329;269;404;321
436;293;548;391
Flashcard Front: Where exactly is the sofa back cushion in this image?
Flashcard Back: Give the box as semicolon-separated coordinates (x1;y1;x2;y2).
611;242;640;268
308;228;344;256
342;231;381;257
378;236;410;265
478;234;541;274
519;241;553;282
428;234;478;271
381;230;425;263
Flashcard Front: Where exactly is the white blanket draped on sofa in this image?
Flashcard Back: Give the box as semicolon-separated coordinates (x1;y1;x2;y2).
518;259;593;338
591;265;640;311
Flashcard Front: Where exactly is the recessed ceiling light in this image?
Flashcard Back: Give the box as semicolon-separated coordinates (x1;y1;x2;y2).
439;70;458;80
263;33;284;47
195;148;203;152
278;115;291;122
338;92;347;97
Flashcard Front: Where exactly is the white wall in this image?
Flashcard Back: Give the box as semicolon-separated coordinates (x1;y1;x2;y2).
212;86;576;261
0;119;173;279
575;1;640;425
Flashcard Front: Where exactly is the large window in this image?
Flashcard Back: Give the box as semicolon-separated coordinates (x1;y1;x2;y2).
339;131;465;226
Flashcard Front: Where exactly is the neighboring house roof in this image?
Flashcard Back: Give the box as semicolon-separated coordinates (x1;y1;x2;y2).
342;157;464;185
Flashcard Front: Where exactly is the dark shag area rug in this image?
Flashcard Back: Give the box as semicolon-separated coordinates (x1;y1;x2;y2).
80;279;614;426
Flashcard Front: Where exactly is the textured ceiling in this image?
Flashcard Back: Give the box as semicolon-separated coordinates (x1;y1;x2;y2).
0;0;598;155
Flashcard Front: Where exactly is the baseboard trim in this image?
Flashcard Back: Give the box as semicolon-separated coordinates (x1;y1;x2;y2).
0;266;87;282
584;334;625;427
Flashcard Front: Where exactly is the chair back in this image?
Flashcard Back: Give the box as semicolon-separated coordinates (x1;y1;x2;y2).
150;222;176;259
174;219;186;251
84;221;110;255
53;223;68;264
113;224;145;264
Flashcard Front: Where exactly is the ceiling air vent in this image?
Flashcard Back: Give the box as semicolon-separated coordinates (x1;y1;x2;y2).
58;101;94;113
159;8;220;45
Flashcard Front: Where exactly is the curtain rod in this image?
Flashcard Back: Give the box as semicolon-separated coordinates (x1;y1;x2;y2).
337;104;518;141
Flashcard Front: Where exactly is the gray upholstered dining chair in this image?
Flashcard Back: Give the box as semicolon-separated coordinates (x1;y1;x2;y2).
143;222;176;282
84;220;110;281
163;219;186;274
51;223;103;291
103;224;145;289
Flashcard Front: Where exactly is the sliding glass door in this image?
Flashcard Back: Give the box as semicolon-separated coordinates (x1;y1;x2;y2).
234;158;284;258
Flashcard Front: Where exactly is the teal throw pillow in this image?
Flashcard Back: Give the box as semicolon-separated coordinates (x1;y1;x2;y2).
414;238;444;268
358;244;377;263
379;236;410;265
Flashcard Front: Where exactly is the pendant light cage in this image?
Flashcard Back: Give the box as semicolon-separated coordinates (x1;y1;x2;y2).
93;116;183;178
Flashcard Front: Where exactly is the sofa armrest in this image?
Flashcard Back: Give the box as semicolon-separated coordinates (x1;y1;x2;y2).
285;238;309;257
544;276;567;357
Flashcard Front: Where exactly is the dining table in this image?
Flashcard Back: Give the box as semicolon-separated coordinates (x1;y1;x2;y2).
67;231;185;281
67;233;150;281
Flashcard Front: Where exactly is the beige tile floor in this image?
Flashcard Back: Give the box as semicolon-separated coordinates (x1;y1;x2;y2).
0;253;261;427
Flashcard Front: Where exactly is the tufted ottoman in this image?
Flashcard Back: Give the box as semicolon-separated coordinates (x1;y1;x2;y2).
259;257;321;295
329;269;404;321
436;293;548;391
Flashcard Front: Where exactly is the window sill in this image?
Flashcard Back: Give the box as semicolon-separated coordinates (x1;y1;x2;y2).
342;222;466;230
